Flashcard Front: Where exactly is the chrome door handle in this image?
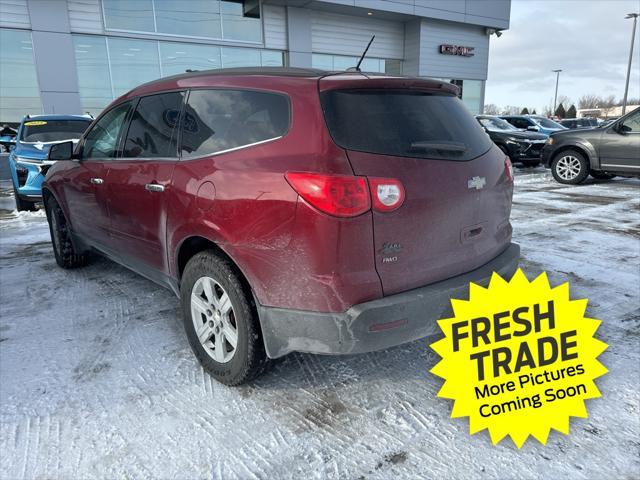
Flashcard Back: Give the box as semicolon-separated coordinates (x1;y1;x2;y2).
90;177;104;185
145;183;165;192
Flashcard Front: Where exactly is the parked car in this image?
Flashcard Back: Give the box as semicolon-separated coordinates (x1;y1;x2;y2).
476;115;547;166
8;114;92;211
559;117;599;129
599;118;618;128
542;107;640;184
0;125;17;152
42;67;519;385
500;115;567;136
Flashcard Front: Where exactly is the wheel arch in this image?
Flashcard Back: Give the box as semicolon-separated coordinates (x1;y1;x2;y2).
41;187;57;218
41;186;90;253
175;236;256;306
551;143;597;169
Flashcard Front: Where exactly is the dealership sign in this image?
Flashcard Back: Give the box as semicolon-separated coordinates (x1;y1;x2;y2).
439;44;475;57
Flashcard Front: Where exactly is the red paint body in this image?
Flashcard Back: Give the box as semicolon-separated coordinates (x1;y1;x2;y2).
44;70;513;314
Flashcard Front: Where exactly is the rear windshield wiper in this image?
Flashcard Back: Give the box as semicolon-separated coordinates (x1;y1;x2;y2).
408;141;467;153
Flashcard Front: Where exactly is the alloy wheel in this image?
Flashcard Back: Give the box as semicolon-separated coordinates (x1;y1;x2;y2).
555;155;582;181
190;276;238;363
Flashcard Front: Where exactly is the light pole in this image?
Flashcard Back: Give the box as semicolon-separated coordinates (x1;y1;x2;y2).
622;13;639;115
552;69;562;116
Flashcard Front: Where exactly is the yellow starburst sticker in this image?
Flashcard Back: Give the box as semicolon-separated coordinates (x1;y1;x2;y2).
430;268;608;448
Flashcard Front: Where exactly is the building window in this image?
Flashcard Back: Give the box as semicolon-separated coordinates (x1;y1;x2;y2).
459;79;483;115
108;38;161;95
73;35;283;115
0;29;42;122
159;42;222;77
74;36;112;115
433;78;484;115
102;0;262;43
155;0;222;39
102;0;155;32
312;53;401;74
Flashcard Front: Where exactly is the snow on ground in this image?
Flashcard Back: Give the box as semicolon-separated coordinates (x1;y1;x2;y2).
0;170;639;479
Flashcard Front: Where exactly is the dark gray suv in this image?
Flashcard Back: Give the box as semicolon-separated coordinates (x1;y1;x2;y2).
542;107;640;184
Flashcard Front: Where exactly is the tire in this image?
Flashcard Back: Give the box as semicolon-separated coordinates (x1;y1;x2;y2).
180;251;269;385
551;150;590;185
13;188;37;212
45;197;88;269
590;171;616;180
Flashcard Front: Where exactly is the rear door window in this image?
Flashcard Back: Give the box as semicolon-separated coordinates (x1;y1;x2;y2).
320;89;492;161
122;91;185;158
180;89;290;159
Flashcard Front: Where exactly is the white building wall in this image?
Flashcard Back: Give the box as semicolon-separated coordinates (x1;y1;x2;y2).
263;4;287;50
311;10;404;59
0;0;31;29
67;0;103;34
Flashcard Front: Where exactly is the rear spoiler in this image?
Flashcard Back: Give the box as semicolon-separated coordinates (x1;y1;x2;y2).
318;73;460;96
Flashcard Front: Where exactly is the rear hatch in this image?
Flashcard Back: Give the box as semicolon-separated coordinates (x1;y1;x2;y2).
319;76;514;295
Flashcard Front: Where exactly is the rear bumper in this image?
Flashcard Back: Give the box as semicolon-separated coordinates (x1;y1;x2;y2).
258;242;520;358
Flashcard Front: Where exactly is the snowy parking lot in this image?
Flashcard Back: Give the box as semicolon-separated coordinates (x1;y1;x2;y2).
1;168;639;479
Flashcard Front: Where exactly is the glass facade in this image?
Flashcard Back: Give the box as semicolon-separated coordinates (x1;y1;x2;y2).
102;0;261;43
312;53;402;75
0;29;42;123
433;78;484;115
74;35;284;115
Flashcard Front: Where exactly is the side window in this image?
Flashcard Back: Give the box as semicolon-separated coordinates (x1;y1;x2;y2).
82;102;131;160
122;91;185;158
621;110;640;132
507;118;526;129
180;89;290;159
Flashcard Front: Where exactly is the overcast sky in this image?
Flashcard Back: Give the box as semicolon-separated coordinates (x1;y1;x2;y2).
485;0;640;112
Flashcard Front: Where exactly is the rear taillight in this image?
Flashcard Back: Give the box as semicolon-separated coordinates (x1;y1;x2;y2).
505;157;514;182
285;172;370;217
368;177;405;212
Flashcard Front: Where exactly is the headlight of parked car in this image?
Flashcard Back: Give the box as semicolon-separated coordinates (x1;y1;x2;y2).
545;137;555;145
14;156;37;165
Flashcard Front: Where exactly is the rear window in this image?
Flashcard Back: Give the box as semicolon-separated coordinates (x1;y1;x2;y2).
320;89;492;161
20;119;91;143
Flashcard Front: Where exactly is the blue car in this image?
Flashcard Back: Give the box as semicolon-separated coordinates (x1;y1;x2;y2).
500;115;567;136
7;114;92;211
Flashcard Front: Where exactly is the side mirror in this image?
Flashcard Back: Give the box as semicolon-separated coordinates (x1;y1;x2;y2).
616;123;632;134
526;125;539;132
48;141;74;161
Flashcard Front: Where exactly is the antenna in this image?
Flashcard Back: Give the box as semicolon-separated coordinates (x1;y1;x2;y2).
354;35;375;72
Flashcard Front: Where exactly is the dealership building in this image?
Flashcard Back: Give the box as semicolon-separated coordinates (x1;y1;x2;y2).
0;0;510;123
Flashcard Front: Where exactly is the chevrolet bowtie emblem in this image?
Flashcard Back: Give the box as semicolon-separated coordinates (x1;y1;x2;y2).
467;176;486;190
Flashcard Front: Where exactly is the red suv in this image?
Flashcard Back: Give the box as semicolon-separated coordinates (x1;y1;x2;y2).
44;68;519;385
